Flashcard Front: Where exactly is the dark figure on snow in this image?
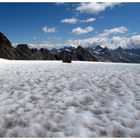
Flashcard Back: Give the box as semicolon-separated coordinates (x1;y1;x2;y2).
62;51;72;63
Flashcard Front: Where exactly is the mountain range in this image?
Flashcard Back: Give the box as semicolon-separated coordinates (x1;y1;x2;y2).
0;32;140;63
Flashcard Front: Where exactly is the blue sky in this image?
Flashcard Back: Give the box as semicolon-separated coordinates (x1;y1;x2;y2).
0;2;140;49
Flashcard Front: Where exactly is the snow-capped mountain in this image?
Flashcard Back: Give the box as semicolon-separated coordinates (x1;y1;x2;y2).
85;45;140;63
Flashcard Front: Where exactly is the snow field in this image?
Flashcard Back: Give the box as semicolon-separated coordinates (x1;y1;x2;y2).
0;60;140;137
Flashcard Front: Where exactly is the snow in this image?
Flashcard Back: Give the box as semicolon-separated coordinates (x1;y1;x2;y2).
0;59;140;137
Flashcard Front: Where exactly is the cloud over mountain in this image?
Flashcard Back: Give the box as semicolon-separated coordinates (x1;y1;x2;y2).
28;26;140;50
66;26;140;49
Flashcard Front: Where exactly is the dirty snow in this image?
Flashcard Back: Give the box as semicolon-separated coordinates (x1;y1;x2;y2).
0;59;140;137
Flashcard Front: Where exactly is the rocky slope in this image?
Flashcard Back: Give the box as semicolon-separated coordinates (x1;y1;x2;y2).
0;33;16;59
0;32;101;62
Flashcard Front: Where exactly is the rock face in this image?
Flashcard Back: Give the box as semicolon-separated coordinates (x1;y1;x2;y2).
55;50;69;61
15;44;32;60
40;48;56;60
15;45;56;60
72;46;100;61
0;32;57;60
0;33;15;59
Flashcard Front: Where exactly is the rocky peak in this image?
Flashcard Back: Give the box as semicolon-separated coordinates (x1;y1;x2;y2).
73;46;99;61
116;46;123;52
0;32;12;47
40;48;49;53
0;32;16;59
16;44;29;51
77;46;84;50
94;45;103;51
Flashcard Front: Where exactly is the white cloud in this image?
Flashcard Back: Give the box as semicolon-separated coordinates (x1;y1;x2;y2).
101;26;128;36
64;36;125;49
61;17;96;24
129;35;140;48
71;26;94;35
28;35;140;50
29;26;140;50
76;2;120;14
61;18;78;24
80;18;96;23
42;26;57;34
29;34;140;50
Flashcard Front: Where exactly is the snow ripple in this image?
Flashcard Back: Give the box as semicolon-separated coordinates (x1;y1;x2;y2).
0;60;140;137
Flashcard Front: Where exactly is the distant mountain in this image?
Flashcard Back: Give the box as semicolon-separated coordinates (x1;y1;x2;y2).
50;46;75;55
72;46;101;61
60;46;75;52
55;46;101;61
125;48;140;55
0;32;140;63
50;48;59;55
86;45;140;63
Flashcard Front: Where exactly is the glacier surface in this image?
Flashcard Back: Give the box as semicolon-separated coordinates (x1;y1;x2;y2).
0;59;140;137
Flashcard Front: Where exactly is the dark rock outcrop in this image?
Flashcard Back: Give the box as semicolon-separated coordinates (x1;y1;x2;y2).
14;45;56;60
14;44;32;60
72;46;100;61
0;33;16;59
39;48;56;60
61;51;72;63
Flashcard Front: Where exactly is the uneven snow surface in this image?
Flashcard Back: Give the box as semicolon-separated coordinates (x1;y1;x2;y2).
0;60;140;137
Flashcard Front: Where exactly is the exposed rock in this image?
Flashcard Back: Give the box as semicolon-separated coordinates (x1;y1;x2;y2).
14;44;31;60
62;51;72;63
0;32;15;59
14;45;56;60
72;46;100;61
39;48;56;60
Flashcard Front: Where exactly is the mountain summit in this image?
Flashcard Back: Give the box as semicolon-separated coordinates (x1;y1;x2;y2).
0;32;15;59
